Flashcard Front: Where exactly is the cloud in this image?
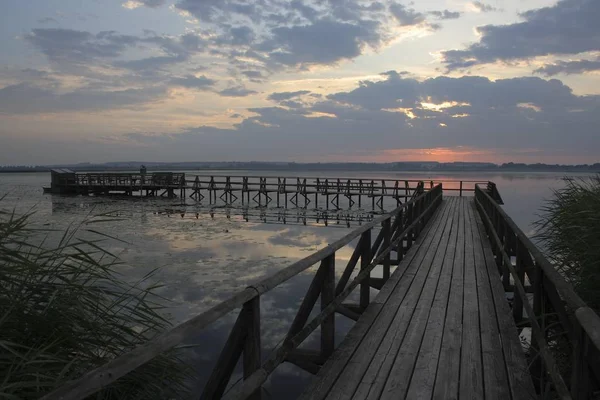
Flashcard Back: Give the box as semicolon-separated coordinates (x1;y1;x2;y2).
442;0;600;71
241;70;263;79
169;75;216;89
24;29;138;65
389;3;426;26
0;83;166;114
121;72;600;161
37;17;58;24
470;1;498;13
218;85;257;97
268;90;311;102
534;58;600;76
429;10;461;20
264;19;382;67
122;0;167;9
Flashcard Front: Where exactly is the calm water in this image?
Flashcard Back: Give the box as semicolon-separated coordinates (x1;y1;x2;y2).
0;170;592;398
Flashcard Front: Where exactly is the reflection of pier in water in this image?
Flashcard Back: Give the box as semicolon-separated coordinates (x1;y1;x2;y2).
170;207;375;227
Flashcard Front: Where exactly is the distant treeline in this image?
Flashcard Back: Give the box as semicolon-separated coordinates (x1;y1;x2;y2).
2;161;600;173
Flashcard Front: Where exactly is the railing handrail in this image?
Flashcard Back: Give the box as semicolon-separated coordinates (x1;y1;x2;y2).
474;184;587;309
185;174;487;184
42;184;442;400
474;183;600;399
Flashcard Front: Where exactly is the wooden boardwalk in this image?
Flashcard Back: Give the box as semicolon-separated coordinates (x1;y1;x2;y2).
301;197;535;400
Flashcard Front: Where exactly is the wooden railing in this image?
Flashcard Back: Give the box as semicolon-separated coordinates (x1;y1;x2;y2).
475;184;600;400
42;184;443;400
74;172;186;187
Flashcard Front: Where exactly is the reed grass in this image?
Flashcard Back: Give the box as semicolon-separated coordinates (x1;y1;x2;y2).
0;208;192;399
535;174;600;311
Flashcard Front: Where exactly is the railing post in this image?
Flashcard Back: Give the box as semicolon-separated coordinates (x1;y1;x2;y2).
382;218;391;282
321;254;335;359
501;222;510;291
243;296;262;400
360;229;372;309
531;262;546;393
397;210;404;262
513;240;525;324
459;181;463;197
571;321;590;400
407;203;414;248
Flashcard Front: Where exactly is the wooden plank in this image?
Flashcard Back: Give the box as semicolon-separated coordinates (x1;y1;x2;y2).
468;201;512;400
432;196;465;400
334;198;455;400
459;198;484;399
299;199;450;400
404;196;459;400
472;199;536;399
375;197;457;400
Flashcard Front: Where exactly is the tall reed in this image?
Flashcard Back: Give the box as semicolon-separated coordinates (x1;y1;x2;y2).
0;208;191;399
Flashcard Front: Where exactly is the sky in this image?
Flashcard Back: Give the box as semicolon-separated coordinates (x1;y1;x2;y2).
0;0;599;165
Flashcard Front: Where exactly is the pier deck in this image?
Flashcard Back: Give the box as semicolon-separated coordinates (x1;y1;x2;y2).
301;197;534;400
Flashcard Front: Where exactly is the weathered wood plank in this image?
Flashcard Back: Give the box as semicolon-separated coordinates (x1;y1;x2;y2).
344;199;455;400
432;196;465;400
473;200;536;399
377;197;457;400
299;199;450;400
404;196;459;400
459;198;484;400
468;201;512;400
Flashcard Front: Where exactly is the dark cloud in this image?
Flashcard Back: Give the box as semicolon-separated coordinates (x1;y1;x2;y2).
389;3;426;26
169;75;216;89
267;90;311;102
24;29;137;65
241;70;263;79
266;19;380;67
534;58;600;76
429;10;461;20
0;83;166;114
122;72;600;160
115;55;188;72
218;86;257;97
442;0;600;71
136;0;167;7
471;1;498;12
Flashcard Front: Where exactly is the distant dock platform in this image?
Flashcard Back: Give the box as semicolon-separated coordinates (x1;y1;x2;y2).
46;169;186;198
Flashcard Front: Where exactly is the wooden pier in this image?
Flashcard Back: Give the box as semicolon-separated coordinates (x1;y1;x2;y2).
46;171;502;211
43;183;600;400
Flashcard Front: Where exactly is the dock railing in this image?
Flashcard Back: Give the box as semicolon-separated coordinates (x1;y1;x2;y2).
42;184;443;400
475;184;600;399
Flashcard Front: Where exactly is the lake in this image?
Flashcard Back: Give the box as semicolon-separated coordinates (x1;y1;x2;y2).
0;170;593;398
